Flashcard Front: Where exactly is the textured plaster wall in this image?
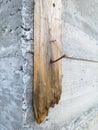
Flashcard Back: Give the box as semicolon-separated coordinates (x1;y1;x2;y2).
0;0;98;130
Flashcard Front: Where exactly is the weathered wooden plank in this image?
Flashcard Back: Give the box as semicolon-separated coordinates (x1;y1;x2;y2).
46;59;98;124
62;23;98;61
34;0;62;123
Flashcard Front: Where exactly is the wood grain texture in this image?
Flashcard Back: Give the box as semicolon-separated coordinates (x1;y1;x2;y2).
34;0;62;123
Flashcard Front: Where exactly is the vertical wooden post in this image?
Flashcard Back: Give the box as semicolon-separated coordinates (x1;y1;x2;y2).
34;0;62;124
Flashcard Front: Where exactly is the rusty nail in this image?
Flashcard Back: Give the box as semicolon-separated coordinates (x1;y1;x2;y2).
50;54;67;63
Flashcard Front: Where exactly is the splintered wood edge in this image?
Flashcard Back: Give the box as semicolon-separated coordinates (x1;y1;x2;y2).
34;0;62;124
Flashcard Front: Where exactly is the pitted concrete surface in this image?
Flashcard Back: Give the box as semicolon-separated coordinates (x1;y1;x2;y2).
0;0;34;129
0;0;98;130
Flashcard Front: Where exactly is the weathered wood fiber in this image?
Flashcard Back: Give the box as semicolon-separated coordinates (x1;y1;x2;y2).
34;0;62;124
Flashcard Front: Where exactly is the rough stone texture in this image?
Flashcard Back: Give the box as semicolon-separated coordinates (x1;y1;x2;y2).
0;0;98;130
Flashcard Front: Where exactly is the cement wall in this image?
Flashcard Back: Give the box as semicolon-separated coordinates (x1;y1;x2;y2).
0;0;34;129
0;0;98;130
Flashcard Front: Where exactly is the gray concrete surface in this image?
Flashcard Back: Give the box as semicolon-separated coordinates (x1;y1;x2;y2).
0;0;98;130
0;0;34;129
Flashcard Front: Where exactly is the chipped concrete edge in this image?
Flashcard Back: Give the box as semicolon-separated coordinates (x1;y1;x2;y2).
21;0;34;128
